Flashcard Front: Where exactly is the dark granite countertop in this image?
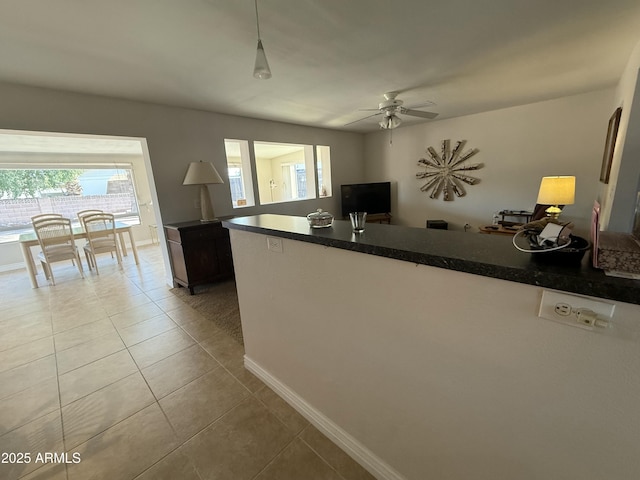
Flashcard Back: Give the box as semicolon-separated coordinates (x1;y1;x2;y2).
223;214;640;306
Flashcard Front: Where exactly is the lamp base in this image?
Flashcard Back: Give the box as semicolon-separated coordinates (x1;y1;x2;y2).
200;185;216;222
545;205;562;220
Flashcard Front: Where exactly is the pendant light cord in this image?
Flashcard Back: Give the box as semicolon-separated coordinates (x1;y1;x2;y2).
255;0;261;39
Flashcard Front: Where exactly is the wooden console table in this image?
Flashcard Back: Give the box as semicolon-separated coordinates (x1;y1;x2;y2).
164;219;234;294
478;225;520;236
366;213;392;224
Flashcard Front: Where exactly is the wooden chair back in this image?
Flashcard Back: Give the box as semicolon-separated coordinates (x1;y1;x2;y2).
82;212;122;273
34;217;77;254
77;209;104;228
31;213;63;227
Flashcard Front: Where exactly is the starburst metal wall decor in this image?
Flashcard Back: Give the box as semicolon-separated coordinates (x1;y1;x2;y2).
416;139;483;201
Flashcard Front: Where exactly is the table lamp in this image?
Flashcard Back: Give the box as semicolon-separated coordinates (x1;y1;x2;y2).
183;161;224;222
536;176;575;220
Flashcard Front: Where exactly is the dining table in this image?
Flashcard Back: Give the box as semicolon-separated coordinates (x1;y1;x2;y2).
19;221;139;288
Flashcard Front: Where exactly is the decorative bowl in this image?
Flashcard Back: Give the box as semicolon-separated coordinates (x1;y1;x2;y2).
307;209;333;228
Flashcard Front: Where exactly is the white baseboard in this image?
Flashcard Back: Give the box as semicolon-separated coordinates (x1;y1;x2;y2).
244;356;407;480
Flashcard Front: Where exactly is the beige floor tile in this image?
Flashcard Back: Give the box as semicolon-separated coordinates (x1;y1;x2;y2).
62;372;155;449
181;397;295;480
0;310;50;329
134;448;202;480
109;302;166;330
300;425;376;480
99;292;151;316
254;385;309;434
56;331;125;375
0;410;64;480
0;300;50;322
254;438;342;480
0;377;60;436
0;355;57;400
199;330;245;369
159;367;250;440
58;350;138;406
53;318;117;352
117;314;177;347
92;282;140;299
178;316;226;343
227;363;266;393
141;285;174;302
128;327;195;369
131;276;171;293
52;303;109;334
66;403;178;480
142;344;220;399
165;305;206;326
0;318;52;352
0;336;54;374
152;294;188;312
19;462;68;480
19;462;67;480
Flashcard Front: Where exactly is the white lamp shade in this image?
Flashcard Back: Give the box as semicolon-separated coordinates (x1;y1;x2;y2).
536;176;575;205
182;161;224;185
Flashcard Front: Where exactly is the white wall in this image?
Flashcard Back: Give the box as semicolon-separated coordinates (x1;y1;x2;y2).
0;82;364;223
601;38;640;232
364;89;615;232
0;82;364;275
230;229;640;480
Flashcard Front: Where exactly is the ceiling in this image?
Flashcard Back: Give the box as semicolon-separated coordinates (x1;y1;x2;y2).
1;0;640;132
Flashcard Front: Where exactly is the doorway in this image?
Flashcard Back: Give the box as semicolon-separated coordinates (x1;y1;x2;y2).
0;129;165;277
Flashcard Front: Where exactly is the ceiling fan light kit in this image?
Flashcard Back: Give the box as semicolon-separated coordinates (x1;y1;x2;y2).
379;113;402;129
347;92;438;129
253;0;271;79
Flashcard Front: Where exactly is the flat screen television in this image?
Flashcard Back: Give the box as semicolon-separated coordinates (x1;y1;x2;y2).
340;182;391;217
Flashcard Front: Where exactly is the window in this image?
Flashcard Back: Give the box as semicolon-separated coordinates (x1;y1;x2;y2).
223;139;332;207
254;142;316;205
224;139;255;208
0;165;141;243
316;145;332;197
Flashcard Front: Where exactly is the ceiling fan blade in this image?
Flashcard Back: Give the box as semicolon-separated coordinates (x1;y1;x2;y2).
404;100;436;110
344;112;383;126
401;108;439;119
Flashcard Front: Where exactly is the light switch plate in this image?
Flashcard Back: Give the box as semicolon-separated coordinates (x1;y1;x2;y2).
266;236;283;253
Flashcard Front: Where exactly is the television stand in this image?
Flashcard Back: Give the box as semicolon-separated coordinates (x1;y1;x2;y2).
366;213;392;224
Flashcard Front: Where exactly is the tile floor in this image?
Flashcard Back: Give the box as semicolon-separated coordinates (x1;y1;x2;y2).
0;245;375;480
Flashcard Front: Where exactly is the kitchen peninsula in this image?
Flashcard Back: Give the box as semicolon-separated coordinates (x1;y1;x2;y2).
223;214;640;480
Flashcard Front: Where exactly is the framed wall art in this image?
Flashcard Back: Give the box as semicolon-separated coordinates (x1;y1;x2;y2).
600;107;622;184
416;139;483;201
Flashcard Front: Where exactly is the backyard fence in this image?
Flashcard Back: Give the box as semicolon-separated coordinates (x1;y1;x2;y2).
0;194;138;228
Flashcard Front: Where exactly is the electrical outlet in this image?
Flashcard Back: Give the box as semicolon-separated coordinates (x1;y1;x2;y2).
554;303;572;316
266;236;283;253
539;289;615;330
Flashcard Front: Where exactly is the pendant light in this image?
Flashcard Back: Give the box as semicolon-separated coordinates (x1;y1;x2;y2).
253;0;272;79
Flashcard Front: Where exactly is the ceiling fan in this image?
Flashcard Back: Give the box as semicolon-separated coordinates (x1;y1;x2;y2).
345;92;438;129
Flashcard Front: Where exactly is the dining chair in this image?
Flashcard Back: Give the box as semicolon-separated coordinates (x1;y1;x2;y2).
82;212;122;274
32;213;78;267
31;213;63;225
33;217;84;285
77;209;103;227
